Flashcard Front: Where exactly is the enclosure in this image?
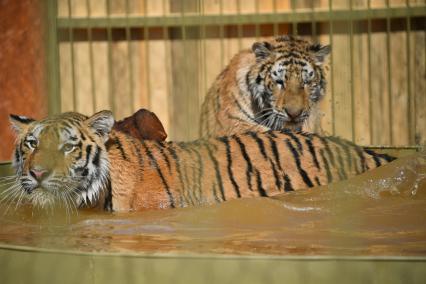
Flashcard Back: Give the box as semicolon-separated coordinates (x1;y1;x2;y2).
1;0;426;283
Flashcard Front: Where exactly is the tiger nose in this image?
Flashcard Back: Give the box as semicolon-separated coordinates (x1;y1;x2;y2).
284;107;303;119
29;168;50;182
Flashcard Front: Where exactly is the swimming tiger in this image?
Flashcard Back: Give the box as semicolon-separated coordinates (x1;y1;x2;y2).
5;110;394;212
200;35;331;137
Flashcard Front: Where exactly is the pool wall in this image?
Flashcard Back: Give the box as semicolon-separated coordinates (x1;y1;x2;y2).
1;245;425;284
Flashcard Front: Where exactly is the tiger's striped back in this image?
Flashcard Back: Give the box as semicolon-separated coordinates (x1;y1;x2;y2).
106;130;395;211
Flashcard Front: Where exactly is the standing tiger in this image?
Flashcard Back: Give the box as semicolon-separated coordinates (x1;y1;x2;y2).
200;35;331;137
5;110;395;212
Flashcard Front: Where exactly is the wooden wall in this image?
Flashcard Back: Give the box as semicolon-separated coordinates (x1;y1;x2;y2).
56;0;425;146
0;0;48;161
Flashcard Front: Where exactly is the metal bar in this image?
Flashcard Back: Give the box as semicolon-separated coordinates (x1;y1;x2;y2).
255;0;260;41
125;0;135;113
57;7;426;28
350;0;355;142
68;0;77;111
46;0;61;115
386;0;393;145
236;0;242;50
406;0;414;145
181;1;189;138
200;0;207;103
367;0;374;144
219;0;224;69
272;0;278;37
328;0;335;136
291;0;297;35
106;0;115;114
163;0;171;128
311;2;317;41
86;0;96;113
144;0;151;110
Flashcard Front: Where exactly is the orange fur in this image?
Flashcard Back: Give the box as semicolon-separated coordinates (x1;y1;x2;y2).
105;130;394;211
200;36;330;138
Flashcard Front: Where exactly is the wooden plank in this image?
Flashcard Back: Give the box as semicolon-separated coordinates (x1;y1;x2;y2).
353;32;372;145
412;23;426;145
168;0;201;141
390;31;410;146
146;1;171;134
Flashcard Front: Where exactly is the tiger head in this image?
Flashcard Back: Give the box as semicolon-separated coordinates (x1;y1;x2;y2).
8;111;114;209
247;35;331;131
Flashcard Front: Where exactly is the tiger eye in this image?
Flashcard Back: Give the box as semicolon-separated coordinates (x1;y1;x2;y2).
63;143;75;153
27;139;37;149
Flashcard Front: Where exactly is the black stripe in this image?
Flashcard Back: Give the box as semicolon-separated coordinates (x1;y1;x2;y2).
155;141;171;172
353;145;367;172
234;136;254;192
303;135;320;170
205;143;226;201
333;144;348;180
61;120;73;130
248;131;268;159
217;137;241;198
10;114;34;124
190;146;204;202
142;142;175;208
211;183;221;203
14;146;20;164
285;139;314;187
103;179;113;212
132;139;145;171
176;144;196;206
380;153;396;163
83;145;93;168
316;135;336;167
167;145;190;206
269;158;282;191
282;130;303;152
267;134;283;171
245;70;251;87
92;146;101;167
114;137;128;161
319;149;333;183
79;129;86;141
329;137;353;173
364;149;382;167
314;177;321;186
255;169;268;197
283;174;294;192
232;96;257;122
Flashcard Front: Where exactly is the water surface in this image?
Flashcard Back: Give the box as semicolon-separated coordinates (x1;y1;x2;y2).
0;152;425;256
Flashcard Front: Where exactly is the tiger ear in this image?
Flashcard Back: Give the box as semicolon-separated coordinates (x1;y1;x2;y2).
9;114;35;135
252;41;273;60
309;44;331;65
113;108;167;141
85;110;115;142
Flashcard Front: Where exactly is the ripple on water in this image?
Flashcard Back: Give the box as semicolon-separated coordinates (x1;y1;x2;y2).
0;152;425;256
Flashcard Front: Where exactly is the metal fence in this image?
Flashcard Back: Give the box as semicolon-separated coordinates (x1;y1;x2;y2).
46;0;426;146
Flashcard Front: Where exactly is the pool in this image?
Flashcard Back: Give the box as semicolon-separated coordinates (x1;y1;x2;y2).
1;150;425;283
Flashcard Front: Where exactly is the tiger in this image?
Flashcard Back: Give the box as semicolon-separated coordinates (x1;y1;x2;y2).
200;35;331;138
5;110;394;212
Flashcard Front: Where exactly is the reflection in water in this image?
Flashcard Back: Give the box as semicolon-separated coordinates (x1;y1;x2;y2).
0;152;425;256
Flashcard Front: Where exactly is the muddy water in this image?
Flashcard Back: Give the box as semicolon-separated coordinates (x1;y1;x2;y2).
0;152;425;256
